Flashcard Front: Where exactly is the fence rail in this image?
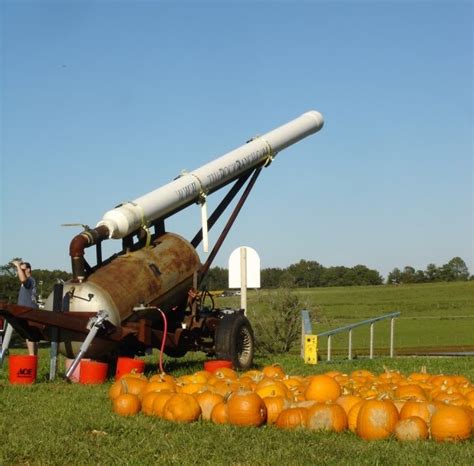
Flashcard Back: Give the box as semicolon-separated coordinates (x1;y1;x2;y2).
302;311;400;362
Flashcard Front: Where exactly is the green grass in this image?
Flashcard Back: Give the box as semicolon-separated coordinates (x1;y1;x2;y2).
219;281;474;354
0;352;473;465
1;282;473;464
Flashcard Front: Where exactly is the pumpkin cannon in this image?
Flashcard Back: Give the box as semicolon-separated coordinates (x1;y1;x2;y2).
0;111;324;373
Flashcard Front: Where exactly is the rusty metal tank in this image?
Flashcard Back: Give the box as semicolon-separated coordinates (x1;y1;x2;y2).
44;232;201;357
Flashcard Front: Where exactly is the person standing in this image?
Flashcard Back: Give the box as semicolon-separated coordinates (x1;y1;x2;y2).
12;260;38;356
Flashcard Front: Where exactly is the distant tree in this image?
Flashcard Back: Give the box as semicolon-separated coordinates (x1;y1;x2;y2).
425;263;439;282
201;266;228;290
286;260;324;288
414;270;426;283
350;265;383;285
387;267;402;285
261;267;285;288
443;257;470;281
400;266;416;283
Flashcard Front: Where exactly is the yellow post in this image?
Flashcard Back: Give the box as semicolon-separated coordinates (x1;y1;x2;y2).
304;334;318;365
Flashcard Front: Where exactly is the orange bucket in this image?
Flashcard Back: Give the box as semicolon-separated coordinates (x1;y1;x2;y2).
64;358;90;383
115;357;145;380
204;359;233;373
79;360;108;384
9;355;38;384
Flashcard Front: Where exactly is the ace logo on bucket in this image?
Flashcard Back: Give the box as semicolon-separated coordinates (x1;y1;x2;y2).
9;355;37;384
17;367;34;378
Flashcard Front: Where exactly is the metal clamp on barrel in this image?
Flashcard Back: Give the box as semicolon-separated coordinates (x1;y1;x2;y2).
65;310;110;381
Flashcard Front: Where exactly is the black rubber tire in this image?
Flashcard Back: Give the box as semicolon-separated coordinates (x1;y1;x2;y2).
214;313;254;370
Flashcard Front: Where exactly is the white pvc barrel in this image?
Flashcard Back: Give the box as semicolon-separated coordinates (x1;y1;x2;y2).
97;111;324;239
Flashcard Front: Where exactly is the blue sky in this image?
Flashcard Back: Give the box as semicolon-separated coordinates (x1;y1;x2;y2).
1;0;472;279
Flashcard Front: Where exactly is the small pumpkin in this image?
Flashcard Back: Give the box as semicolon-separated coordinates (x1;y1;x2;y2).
275;407;308;430
394;416;429;441
227;391;267;427
347;400;364;433
210;400;229;424
336;395;363;416
195;391;224;421
262;396;290;425
399;400;437;424
306;402;348;432
430;405;472;442
112;393;141;416
151;391;175;417
304;374;341;402
394;384;427;401
162;393;202;423
356;399;399;440
262;363;285;380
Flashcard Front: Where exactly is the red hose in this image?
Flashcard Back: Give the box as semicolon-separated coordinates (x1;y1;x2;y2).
156;308;168;374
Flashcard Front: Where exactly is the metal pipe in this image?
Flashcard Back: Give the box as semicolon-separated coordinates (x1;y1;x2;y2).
327;335;332;362
348;329;352;360
69;225;109;280
369;323;374;359
97;111;324;240
390;318;395;358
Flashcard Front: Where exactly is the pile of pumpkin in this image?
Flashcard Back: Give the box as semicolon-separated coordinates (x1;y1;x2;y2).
108;364;473;442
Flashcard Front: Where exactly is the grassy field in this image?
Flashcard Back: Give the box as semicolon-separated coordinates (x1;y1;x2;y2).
0;352;473;465
0;282;473;465
219;281;474;356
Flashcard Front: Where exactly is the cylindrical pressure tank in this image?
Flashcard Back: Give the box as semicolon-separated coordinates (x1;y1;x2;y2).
45;233;201;357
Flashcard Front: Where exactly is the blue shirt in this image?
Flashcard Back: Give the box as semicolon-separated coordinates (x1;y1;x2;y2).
18;276;38;308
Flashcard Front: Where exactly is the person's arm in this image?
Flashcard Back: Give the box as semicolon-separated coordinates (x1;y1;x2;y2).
11;261;28;284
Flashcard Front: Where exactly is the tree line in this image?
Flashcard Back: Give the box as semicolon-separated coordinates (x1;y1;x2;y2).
386;256;471;284
203;257;472;290
0;256;471;303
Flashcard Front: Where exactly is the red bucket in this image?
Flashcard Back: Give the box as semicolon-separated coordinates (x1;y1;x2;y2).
9;355;38;384
204;359;233;373
115;357;145;380
79;360;108;384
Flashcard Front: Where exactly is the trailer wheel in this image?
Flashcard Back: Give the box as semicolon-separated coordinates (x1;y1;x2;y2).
215;313;254;370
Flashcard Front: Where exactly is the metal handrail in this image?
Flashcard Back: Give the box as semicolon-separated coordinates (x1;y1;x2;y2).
316;311;401;362
317;312;400;337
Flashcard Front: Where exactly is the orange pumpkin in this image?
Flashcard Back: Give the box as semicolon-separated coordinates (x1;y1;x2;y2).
162;393;202;423
108;379;124;400
399;400;437;425
112;393;141;416
304;374;341;402
210;400;229;424
227;391;267;427
195;391;224;421
151;391;175;417
348;400;364;433
394;384;427;401
262;396;290;425
141;391;162;416
394;416;429;441
336;395;363;416
120;375;148;398
262;363;285;380
149;372;176;385
142;380;176;396
255;381;289;399
306;402;348;432
275;407;308;430
430;405;472;442
356;399;399;440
